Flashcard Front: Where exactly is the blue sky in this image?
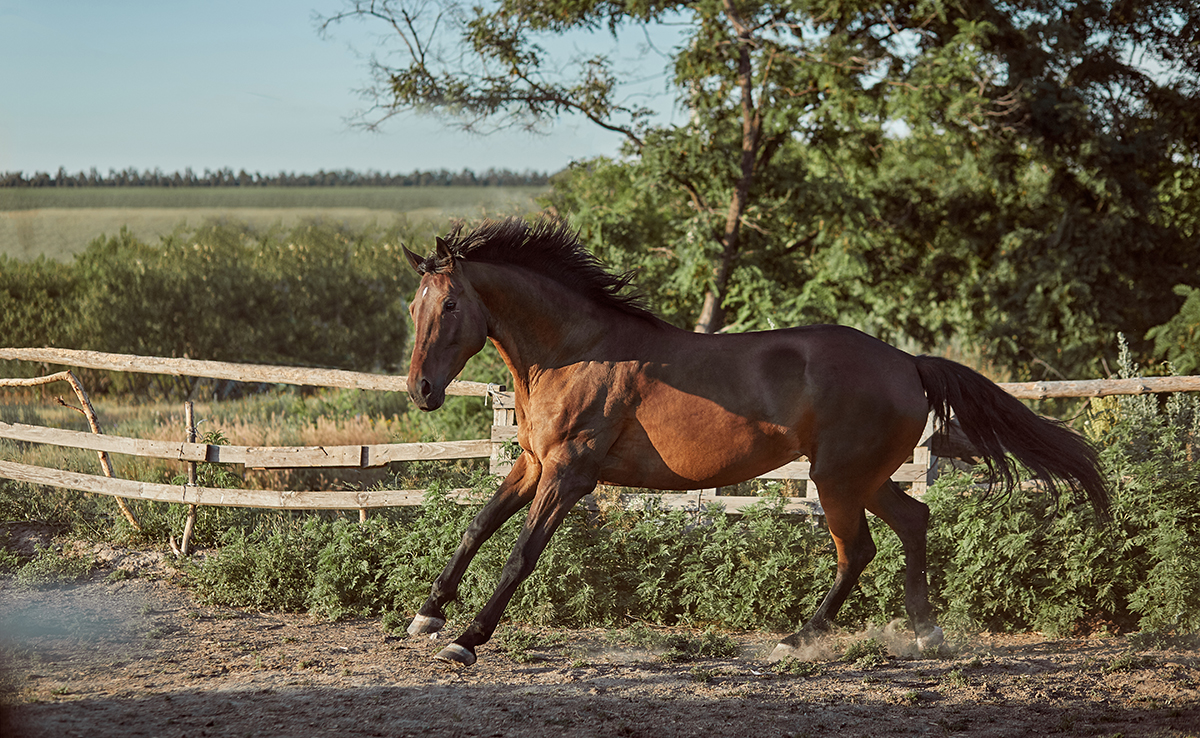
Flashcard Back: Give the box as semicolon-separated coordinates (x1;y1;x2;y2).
0;1;679;177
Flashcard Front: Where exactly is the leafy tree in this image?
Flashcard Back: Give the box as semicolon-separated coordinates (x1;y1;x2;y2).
321;0;1199;378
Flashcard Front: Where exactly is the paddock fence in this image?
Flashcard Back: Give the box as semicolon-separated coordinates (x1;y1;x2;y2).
3;347;1200;551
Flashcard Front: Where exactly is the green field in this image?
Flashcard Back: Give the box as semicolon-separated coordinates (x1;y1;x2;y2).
0;186;546;260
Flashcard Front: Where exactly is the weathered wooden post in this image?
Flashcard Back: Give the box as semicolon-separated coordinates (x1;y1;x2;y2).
180;401;199;555
489;385;515;476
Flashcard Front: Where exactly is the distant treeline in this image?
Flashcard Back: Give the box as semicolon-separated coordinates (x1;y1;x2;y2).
0;167;550;188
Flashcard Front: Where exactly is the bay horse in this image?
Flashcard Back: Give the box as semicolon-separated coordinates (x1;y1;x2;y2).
401;217;1110;666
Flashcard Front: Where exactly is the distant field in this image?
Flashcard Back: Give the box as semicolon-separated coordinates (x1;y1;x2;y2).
0;186;546;260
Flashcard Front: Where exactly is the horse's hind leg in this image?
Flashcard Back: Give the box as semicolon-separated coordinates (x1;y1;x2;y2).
772;502;876;660
867;480;943;650
408;454;539;636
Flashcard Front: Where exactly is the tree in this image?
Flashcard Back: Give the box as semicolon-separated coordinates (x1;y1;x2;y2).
321;1;1199;377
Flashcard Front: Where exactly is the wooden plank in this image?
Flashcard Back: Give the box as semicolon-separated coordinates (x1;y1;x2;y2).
0;421;492;468
361;440;493;466
0;421;208;462
997;376;1200;399
207;444;363;468
0;458;825;515
585;490;823;515
491;425;518;442
0;459;489;509
758;460;811;480
756;460;925;483
0;347;494;397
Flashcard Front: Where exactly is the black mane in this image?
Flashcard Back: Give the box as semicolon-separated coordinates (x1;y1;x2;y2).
420;217;659;321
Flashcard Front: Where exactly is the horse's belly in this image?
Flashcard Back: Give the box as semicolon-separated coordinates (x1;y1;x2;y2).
598;408;804;490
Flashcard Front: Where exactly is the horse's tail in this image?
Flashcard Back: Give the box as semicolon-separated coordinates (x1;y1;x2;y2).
914;355;1111;520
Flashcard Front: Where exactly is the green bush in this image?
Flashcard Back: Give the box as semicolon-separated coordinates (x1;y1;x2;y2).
0;255;77;358
14;545;94;587
1;219;433;394
186;518;331;612
1146;284;1200;374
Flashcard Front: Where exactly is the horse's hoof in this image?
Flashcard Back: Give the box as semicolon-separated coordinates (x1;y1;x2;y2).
768;642;797;662
434;643;477;666
407;613;445;636
917;626;944;651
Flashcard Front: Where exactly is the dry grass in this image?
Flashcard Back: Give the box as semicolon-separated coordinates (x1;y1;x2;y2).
0;386;454;492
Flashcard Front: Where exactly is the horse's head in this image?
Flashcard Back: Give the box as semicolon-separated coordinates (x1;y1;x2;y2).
403;237;488;411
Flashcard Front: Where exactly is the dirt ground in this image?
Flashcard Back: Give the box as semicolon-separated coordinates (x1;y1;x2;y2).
1;540;1198;738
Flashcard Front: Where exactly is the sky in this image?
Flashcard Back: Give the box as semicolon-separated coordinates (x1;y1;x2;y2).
0;1;680;177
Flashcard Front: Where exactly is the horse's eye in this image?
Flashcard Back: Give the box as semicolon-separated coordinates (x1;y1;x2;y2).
443;299;457;312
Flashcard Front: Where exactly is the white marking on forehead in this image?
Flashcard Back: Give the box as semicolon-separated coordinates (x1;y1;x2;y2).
422;287;428;297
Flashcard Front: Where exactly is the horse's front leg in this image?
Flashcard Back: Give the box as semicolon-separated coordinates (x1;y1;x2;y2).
433;461;595;665
408;453;540;636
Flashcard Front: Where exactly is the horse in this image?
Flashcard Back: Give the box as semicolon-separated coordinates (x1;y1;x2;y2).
400;216;1110;666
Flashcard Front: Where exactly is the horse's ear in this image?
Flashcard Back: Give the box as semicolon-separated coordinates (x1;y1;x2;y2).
434;236;456;272
402;245;427;274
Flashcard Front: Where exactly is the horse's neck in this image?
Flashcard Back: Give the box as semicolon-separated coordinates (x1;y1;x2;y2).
468;262;618;384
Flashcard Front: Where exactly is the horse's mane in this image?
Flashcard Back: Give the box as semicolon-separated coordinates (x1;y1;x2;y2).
419;217;660;322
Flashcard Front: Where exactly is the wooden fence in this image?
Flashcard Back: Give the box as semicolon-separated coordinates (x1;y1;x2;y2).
4;347;1200;550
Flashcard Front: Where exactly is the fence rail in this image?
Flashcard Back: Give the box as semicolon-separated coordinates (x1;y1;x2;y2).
0;421;493;468
0;347;496;397
5;347;1200;536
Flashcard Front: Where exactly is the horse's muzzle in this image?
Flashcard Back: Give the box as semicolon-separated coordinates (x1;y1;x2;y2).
408;377;445;411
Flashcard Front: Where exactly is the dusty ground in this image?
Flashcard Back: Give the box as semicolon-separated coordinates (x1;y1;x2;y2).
0;540;1198;738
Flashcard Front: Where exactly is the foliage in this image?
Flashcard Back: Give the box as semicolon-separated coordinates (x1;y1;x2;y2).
75;222;417;372
1146;285;1200;375
657;630;739;663
0;255;76;349
1;219;430;393
170;430;244;490
323;0;1200;377
924;472;1117;635
493;625;567;663
13;545;94;588
841;638;889;669
6;340;1200;636
185;518;333;612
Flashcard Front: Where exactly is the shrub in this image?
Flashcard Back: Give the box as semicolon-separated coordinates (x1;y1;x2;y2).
186;518;331;611
14;545;94;587
1;219;432;396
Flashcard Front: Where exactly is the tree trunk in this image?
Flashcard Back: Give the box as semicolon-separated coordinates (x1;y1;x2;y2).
693;1;761;334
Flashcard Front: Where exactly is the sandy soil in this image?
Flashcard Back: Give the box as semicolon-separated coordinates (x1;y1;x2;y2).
1;543;1198;738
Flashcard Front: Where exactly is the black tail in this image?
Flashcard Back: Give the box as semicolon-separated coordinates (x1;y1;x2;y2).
915;356;1111;520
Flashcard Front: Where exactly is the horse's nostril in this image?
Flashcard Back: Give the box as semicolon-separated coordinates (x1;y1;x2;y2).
420;378;433;397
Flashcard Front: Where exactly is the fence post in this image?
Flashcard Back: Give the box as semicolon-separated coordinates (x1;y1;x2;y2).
489;386;515;476
909;412;937;496
180;401;199;556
